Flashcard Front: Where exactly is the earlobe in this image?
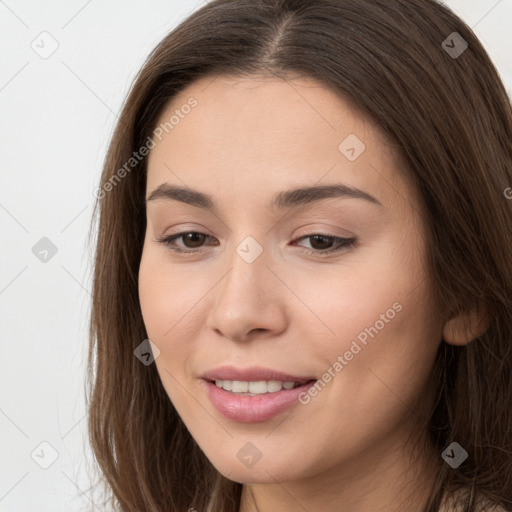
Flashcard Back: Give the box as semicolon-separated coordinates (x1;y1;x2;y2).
442;305;491;346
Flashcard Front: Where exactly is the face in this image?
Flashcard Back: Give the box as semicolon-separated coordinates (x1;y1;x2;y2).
138;74;444;486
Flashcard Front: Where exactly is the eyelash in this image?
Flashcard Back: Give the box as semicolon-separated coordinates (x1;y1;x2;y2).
155;231;357;257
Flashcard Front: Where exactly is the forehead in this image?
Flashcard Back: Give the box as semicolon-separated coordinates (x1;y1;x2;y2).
145;74;415;214
150;74;374;157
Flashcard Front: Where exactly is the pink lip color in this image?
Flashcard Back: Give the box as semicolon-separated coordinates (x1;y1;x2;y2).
201;365;315;384
202;379;316;423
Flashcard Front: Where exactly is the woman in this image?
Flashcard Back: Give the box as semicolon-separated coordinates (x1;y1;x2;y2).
87;1;512;511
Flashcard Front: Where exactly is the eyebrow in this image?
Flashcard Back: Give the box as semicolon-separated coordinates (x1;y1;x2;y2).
145;183;383;211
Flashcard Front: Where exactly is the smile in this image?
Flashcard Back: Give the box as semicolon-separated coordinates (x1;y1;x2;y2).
214;379;303;395
203;378;317;423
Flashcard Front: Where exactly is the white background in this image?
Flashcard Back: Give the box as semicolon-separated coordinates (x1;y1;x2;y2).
1;1;511;511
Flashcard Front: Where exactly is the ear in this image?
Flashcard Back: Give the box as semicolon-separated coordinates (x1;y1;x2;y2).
442;304;491;346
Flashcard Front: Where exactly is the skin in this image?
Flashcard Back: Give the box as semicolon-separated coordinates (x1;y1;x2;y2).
138;74;485;512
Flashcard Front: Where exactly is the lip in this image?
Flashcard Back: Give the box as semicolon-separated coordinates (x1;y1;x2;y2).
200;365;317;423
200;365;316;384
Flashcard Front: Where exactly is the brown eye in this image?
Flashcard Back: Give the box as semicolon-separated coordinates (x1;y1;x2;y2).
307;235;336;250
293;234;357;256
156;232;356;256
180;232;208;248
156;231;219;253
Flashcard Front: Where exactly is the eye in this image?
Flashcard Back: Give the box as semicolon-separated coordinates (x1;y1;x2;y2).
156;231;218;253
155;231;356;256
292;234;357;256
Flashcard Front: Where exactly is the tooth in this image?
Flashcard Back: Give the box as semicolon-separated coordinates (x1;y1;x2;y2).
231;380;249;392
215;379;303;394
267;380;283;392
248;381;267;394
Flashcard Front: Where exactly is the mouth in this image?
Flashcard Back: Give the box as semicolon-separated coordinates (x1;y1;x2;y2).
201;378;318;423
208;378;311;396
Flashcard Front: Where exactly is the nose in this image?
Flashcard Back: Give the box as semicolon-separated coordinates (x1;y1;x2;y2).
204;240;288;343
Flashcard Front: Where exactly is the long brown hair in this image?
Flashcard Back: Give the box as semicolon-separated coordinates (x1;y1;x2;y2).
87;1;512;511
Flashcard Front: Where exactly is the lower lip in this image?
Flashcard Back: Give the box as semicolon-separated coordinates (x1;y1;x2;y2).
202;379;317;423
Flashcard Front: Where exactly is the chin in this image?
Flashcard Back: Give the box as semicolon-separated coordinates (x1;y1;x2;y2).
207;452;305;484
219;466;293;484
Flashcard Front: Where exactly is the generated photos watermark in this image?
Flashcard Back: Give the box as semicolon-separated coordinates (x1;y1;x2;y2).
298;301;403;404
93;97;198;199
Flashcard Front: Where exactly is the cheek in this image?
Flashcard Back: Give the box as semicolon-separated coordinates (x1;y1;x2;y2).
138;247;196;408
138;249;170;339
138;243;201;340
290;238;439;403
273;237;419;352
138;243;213;387
316;280;440;429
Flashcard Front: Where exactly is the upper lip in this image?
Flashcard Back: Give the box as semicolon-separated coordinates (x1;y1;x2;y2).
201;365;316;384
